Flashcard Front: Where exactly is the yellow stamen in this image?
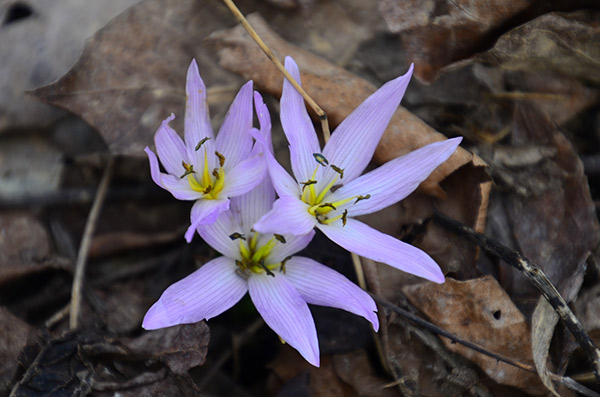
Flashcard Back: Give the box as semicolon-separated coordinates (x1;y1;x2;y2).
239;239;250;260
201;149;212;188
251;237;277;263
250;232;259;251
301;166;319;203
314;175;338;204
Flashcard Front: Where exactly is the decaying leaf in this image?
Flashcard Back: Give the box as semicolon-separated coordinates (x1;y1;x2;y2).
0;307;39;395
489;104;599;306
123;322;210;375
31;0;243;156
0;0;141;130
0;212;66;285
209;13;488;199
403;276;545;394
479;11;600;84
376;0;535;82
531;298;561;396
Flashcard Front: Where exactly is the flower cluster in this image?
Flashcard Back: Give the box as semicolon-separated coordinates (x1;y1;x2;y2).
143;57;462;366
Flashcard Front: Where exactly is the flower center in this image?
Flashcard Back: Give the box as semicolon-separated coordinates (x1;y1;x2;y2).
180;143;226;200
299;153;370;226
231;232;290;277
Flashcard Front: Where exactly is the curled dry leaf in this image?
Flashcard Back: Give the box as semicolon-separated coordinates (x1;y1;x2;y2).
376;0;535;82
531;298;561;397
478;11;600;84
403;276;546;394
209;13;488;200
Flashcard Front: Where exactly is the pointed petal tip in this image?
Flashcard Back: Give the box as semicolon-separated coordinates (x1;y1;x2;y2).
142;302;166;330
284;56;297;69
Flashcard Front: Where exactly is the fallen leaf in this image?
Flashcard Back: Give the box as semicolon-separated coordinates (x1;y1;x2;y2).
478;11;600;84
332;350;399;397
531;298;561;396
123;322;210;375
31;0;243;156
0;0;141;130
0;212;65;285
0;307;39;395
376;0;535;82
489;104;599;306
403;276;546;394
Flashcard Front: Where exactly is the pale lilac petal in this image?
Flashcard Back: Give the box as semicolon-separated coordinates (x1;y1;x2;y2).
232;177;276;233
284;256;379;331
248;272;319;367
253;196;316;236
146;147;165;189
319;218;445;283
184;59;214;152
216;81;254;170
330;137;462;216
281;57;321;182
197;210;242;259
250;128;300;197
219;155;266;198
155;114;188;176
268;230;316;263
322;64;414;183
143;257;247;329
161;175;204;200
185;199;230;242
253;91;273;154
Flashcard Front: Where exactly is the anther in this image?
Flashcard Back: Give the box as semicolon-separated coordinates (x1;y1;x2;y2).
342;209;348;226
331;165;344;179
300;180;317;188
259;260;275;277
354;194;371;204
203;185;212;194
313;153;329;167
229;232;246;241
215;151;225;167
280;256;292;273
235;267;249;280
319;203;336;210
180;162;196;179
212;168;219;178
274;234;286;243
195;137;211;151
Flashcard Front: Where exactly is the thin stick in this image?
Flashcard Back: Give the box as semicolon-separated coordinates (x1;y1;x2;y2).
69;157;115;329
434;211;600;383
221;0;330;141
370;292;536;373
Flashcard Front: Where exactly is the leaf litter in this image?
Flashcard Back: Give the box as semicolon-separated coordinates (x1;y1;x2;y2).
2;0;600;395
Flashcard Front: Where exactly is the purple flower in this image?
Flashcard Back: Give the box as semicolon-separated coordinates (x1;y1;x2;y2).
253;57;462;284
142;93;378;367
146;60;266;242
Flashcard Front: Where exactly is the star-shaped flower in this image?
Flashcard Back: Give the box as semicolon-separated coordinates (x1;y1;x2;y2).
253;57;462;283
142;93;378;367
146;59;266;242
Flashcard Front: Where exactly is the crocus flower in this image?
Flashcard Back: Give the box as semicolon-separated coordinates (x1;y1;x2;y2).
143;92;379;367
253;57;462;283
146;59;266;242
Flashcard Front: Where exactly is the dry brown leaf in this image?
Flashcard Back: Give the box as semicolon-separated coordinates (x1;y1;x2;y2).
0;306;39;394
490;104;599;305
209;13;487;199
123;322;210;375
31;0;243;156
0;0;141;130
0;212;64;284
478;11;600;84
376;0;535;82
403;276;546;394
531;298;561;396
